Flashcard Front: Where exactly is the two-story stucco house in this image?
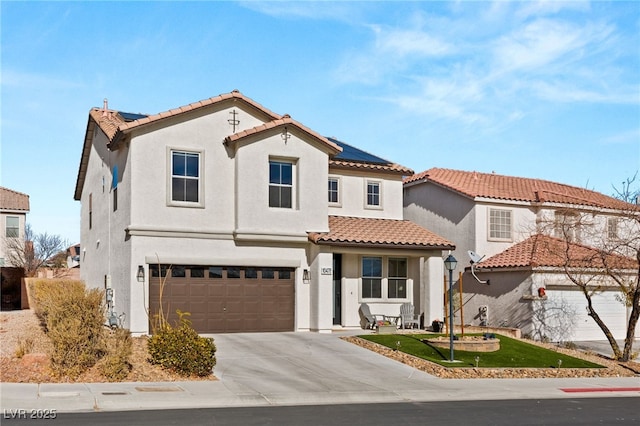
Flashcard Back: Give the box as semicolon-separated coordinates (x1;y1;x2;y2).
1;186;30;310
403;168;637;341
0;186;30;268
74;91;454;335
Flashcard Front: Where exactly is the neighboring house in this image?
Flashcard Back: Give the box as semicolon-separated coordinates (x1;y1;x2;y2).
74;91;454;335
0;186;30;267
0;186;29;310
403;168;637;341
66;243;81;269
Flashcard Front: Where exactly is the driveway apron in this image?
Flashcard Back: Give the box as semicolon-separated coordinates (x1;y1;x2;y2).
209;332;439;405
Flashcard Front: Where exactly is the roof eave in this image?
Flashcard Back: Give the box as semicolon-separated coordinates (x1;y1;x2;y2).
73;114;97;201
312;240;455;250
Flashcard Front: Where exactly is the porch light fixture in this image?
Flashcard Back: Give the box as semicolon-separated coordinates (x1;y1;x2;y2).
137;265;145;282
303;269;310;284
444;254;457;362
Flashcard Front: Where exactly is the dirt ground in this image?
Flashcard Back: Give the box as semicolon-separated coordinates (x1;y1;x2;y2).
0;310;216;383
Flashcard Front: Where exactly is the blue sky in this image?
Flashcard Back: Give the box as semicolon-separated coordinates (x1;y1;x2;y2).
2;1;639;244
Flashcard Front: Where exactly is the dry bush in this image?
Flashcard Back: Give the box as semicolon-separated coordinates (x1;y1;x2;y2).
30;279;86;329
14;337;34;358
148;312;216;377
30;279;107;379
99;328;133;381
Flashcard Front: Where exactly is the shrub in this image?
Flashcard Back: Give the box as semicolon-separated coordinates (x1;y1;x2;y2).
31;279;106;378
148;312;216;377
99;328;133;381
30;279;86;330
14;337;34;358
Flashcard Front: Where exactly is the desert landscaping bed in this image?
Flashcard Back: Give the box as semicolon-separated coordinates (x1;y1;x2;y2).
0;310;216;383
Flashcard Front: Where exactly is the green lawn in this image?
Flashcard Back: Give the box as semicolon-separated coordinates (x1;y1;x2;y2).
360;333;605;369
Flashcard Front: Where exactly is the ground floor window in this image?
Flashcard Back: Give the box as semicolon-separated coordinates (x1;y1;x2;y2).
362;257;382;298
387;258;407;299
361;256;409;301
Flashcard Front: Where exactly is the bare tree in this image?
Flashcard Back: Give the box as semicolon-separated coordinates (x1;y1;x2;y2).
536;182;639;361
3;224;68;277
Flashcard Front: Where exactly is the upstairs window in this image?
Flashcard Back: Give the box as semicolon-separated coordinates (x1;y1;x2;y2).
5;216;19;238
489;208;512;241
269;160;293;208
554;210;580;242
328;177;339;204
607;217;619;240
366;181;381;208
172;151;200;203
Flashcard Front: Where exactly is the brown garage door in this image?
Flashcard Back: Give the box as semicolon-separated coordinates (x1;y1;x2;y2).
149;265;295;333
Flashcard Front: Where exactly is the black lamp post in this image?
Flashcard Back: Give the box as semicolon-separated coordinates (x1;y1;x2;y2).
444;253;457;362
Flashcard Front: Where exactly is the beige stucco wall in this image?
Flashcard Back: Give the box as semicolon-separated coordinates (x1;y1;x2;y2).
329;169;404;219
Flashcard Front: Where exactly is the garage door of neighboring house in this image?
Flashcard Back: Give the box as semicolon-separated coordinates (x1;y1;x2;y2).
149;265;295;333
544;288;628;341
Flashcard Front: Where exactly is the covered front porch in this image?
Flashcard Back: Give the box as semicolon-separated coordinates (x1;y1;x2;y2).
307;216;455;333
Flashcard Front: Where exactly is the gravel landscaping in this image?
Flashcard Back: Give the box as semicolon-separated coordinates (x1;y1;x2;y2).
1;309;637;383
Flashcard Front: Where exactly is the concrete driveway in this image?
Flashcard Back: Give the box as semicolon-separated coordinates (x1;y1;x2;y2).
208;331;441;405
573;339;640;359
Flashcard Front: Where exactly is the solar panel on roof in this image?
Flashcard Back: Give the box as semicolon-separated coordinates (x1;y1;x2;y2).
119;112;148;122
328;137;389;165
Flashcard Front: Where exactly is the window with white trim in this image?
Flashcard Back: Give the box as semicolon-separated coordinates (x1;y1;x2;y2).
387;258;407;299
269;160;293;208
5;216;19;238
489;208;512;241
171;151;200;203
362;257;382;299
553;210;580;242
328;177;340;204
366;180;381;208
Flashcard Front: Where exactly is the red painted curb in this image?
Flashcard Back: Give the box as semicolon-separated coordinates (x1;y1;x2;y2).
560;387;640;393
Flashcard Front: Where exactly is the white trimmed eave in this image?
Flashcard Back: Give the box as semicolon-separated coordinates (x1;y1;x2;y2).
144;255;300;268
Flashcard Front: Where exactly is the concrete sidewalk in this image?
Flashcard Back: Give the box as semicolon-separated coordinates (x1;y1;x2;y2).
2;331;639;413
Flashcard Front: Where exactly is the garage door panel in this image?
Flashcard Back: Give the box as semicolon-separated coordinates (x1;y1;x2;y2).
190;283;208;297
150;265;295;333
169;283;189;297
242;283;261;296
208;284;225;297
545;289;627;341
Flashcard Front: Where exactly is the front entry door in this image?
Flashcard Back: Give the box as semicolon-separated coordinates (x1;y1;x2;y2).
333;254;342;325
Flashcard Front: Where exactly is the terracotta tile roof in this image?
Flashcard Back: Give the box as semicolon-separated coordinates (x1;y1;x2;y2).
89;108;124;141
224;115;342;154
404;168;631;210
476;234;637;270
91;90;282;147
0;187;30;211
116;90;281;135
309;216;455;249
329;159;414;175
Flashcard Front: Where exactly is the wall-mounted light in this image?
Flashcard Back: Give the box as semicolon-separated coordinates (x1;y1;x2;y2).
303;269;310;284
137;265;145;282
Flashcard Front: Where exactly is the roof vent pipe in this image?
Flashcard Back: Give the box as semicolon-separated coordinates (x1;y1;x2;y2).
102;98;108;117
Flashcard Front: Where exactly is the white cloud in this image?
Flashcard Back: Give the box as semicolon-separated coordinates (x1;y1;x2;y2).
491;19;603;73
599;128;640;145
1;69;83;90
238;1;362;23
515;0;591;20
370;25;453;57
